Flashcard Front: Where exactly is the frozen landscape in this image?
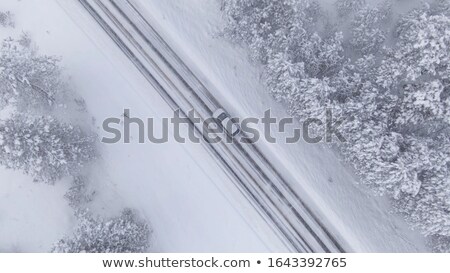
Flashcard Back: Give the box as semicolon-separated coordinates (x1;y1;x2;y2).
1;0;449;253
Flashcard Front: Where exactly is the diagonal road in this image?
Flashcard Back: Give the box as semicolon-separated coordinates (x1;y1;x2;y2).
75;0;347;252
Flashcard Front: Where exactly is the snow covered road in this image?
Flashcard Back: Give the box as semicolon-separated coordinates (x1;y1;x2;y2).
70;0;350;252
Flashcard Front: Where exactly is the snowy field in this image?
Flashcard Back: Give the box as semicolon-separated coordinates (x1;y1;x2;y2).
0;0;435;252
0;167;73;252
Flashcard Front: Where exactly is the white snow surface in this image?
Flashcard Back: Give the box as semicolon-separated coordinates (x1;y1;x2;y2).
0;167;73;252
0;0;428;252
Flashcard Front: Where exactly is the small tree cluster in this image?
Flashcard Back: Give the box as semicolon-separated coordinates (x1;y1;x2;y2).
222;0;345;114
52;209;151;253
0;114;97;183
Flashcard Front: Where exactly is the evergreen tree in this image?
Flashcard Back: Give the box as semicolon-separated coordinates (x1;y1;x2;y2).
52;209;151;253
0;38;65;112
0;114;97;183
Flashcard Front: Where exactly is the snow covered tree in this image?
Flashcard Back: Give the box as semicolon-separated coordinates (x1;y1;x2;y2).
435;0;450;16
221;0;324;64
265;52;306;102
365;3;450;242
395;81;449;136
287;31;345;78
0;11;14;28
379;5;450;85
350;6;390;55
288;77;335;121
430;235;450;253
52;209;151;253
0;114;97;183
377;4;450;134
394;133;450;236
221;0;294;62
330;54;379;106
0;38;65;112
335;0;366;17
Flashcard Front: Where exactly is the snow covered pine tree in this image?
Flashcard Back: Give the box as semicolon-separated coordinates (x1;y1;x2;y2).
0;115;97;183
0;38;65;112
52;209;151;253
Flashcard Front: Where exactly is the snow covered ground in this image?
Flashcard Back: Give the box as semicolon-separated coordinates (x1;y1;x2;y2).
0;167;73;252
133;0;429;252
0;0;288;252
0;0;429;252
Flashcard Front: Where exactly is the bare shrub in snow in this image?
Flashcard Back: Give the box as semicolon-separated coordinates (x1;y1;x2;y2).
64;176;96;208
52;209;151;253
18;32;32;48
0;11;14;28
0;114;97;183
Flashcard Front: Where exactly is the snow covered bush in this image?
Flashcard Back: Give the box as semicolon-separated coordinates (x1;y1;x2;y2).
17;32;32;48
65;176;96;208
0;11;14;28
335;0;366;17
0;114;97;183
0;38;65;112
221;0;450;250
52;209;151;253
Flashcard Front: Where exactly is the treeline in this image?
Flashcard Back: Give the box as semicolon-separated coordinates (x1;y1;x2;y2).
221;0;450;251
